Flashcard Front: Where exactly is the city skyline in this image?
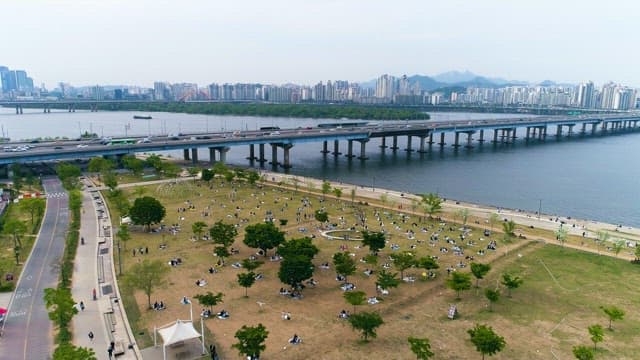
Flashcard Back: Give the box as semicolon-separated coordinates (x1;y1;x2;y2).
2;0;640;88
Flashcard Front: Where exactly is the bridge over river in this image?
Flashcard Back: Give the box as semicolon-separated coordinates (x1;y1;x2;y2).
0;113;638;169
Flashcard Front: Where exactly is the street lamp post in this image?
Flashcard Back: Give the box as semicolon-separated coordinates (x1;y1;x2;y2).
117;239;122;276
538;199;542;220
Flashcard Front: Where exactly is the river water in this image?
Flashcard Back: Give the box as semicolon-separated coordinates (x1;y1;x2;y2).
1;107;637;227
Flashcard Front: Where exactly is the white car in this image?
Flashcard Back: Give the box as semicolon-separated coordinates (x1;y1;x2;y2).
76;144;88;148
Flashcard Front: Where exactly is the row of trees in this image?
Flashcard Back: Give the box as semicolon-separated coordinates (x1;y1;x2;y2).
95;102;431;120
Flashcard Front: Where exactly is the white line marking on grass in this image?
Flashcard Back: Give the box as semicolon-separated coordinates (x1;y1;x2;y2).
538;259;570;291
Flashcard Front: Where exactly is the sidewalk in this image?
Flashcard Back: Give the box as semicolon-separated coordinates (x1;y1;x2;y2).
72;179;141;359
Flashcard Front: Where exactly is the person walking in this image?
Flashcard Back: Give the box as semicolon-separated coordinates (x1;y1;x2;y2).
80;301;85;311
88;331;94;341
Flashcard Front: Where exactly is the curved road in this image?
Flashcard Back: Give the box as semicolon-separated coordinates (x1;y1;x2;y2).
0;177;69;359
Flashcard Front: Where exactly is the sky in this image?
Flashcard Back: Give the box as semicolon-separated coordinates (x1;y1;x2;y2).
2;0;639;88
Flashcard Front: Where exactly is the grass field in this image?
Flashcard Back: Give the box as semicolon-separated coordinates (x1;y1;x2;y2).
108;176;640;359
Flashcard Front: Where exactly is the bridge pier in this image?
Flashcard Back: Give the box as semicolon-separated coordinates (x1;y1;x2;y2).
438;132;446;146
332;140;341;156
567;125;574;137
209;147;217;162
346;140;356;158
591;123;598;134
282;144;293;168
525;127;531;140
404;135;414;152
321;141;329;154
259;144;267;163
270;144;279;165
580;123;587;135
477;129;485;143
492;129;499;143
390;136;399;150
15;105;23;114
379;137;387;148
247;144;256;160
465;132;474;148
452;132;461;147
218;147;229;163
417;135;427;153
511;128;517;141
428;132;434;144
357;139;369;160
191;148;198;163
183;149;190;161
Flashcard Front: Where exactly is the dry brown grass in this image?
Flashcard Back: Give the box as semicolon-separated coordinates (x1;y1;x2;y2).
111;178;639;359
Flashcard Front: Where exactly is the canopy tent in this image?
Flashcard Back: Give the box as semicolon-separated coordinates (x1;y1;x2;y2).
155;320;204;360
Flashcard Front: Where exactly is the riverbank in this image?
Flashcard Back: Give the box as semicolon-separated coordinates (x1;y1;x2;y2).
258;169;640;258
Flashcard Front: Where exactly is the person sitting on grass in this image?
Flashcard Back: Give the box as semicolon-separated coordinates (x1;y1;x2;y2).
217;310;229;319
289;334;302;344
338;310;350;319
281;311;291;320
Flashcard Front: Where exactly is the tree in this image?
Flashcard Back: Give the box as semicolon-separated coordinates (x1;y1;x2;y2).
408;337;435;360
201;168;215;182
116;224;131;251
20;197;45;226
243;222;285;257
277;237;319;260
501;273;523;298
421;193;442;219
232;323;269;360
314;209;328;223
278;255;314;290
332;187;343;200
600;305;625;330
187;166;201;179
391;251;416;279
333;252;356;282
344;290;366;313
321;181;331;199
241;259;264;272
237;272;256;297
612;239;625;257
596;230;609;255
88;157;114;173
145;154;163;172
635;245;640;261
416;257;439;275
484;288;500;312
456;208;470;228
588;324;604;350
379;193;388;207
362;231;386;255
350;188;357;205
102;171;118;191
246;170;260;186
192;221;208;240
43;287;78;339
213;246;230;264
555;226;569;247
470;263;491;288
129;196;166;232
488;213;499;232
502;220;516;242
194;291;223;311
446;272;472;300
55;162;81;189
161;162;181;178
572;345;594;360
122;155;144;176
53;343;97;360
3;219;27;264
467;323;506;360
124;260;169;309
348;311;384;342
210;220;238;248
376;269;400;292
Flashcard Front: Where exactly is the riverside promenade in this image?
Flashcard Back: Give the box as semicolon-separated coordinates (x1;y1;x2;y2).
72;177;141;359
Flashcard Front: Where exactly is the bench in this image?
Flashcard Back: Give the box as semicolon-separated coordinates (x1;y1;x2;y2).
113;340;125;356
97;256;105;283
104;312;116;333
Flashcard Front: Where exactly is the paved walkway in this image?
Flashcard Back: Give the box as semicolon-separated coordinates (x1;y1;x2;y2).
71;178;141;359
0;177;69;359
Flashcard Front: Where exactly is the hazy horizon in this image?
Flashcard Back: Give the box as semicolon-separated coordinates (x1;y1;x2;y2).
2;0;639;88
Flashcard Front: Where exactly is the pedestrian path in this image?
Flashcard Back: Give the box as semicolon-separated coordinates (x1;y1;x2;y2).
71;178;141;359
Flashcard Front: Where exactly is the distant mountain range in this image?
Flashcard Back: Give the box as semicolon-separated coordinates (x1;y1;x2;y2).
360;71;542;92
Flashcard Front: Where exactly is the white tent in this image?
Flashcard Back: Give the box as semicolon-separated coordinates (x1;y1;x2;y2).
155;320;204;360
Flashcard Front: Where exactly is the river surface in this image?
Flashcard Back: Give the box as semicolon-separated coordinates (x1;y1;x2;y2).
1;107;637;227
